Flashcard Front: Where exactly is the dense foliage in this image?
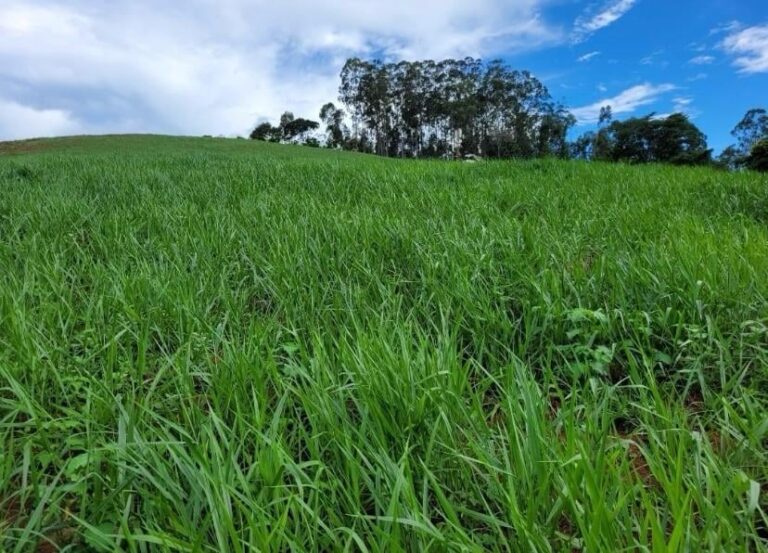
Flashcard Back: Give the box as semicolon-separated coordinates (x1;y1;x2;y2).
747;138;768;172
573;112;712;165
1;135;767;551
249;111;320;144
336;57;575;159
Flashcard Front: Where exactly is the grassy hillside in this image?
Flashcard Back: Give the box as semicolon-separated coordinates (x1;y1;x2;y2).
1;135;767;551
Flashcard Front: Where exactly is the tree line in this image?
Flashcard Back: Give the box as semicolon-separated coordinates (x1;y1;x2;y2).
250;57;768;172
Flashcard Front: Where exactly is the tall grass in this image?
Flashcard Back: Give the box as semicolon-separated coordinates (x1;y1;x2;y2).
1;136;767;551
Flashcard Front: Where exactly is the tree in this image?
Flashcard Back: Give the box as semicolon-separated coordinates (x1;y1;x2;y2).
570;131;595;160
536;107;576;158
279;111;295;130
336;57;575;159
281;118;320;142
598;113;711;165
650;113;711;165
598;106;612;127
746;138;768;172
250;113;319;144
592;105;613;160
319;102;348;148
716;145;742;170
250;122;279;142
720;108;768;169
732;108;768;154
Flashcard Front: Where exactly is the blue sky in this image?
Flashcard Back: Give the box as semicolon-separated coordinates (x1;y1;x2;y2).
1;0;766;153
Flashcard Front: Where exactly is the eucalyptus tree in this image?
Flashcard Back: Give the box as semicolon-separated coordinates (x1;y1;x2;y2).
732;108;768;154
719;108;768;168
319;103;348;148
335;57;575;159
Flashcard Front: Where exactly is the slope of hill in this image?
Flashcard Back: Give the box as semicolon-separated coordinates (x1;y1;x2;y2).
1;135;767;551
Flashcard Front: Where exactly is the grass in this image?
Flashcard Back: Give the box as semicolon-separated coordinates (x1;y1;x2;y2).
0;134;767;552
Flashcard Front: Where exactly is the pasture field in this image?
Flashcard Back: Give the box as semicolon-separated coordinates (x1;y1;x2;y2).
1;135;767;551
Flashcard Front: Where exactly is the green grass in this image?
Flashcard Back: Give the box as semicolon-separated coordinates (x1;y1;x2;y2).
1;134;767;552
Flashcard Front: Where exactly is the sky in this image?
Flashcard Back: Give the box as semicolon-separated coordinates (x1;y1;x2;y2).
0;0;766;152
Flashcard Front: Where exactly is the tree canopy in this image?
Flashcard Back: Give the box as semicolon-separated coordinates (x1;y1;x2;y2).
732;108;768;155
249;122;280;142
573;113;711;165
249;111;319;145
336;57;575;159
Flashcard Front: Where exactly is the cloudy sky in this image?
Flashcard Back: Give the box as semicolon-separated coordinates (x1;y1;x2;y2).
1;0;766;151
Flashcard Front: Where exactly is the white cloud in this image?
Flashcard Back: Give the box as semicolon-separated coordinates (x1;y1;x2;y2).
722;24;768;74
0;99;80;139
689;42;707;52
577;51;600;62
689;55;715;65
0;0;564;140
640;50;664;66
670;96;698;118
687;72;708;82
573;0;637;41
710;20;741;36
570;82;676;123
